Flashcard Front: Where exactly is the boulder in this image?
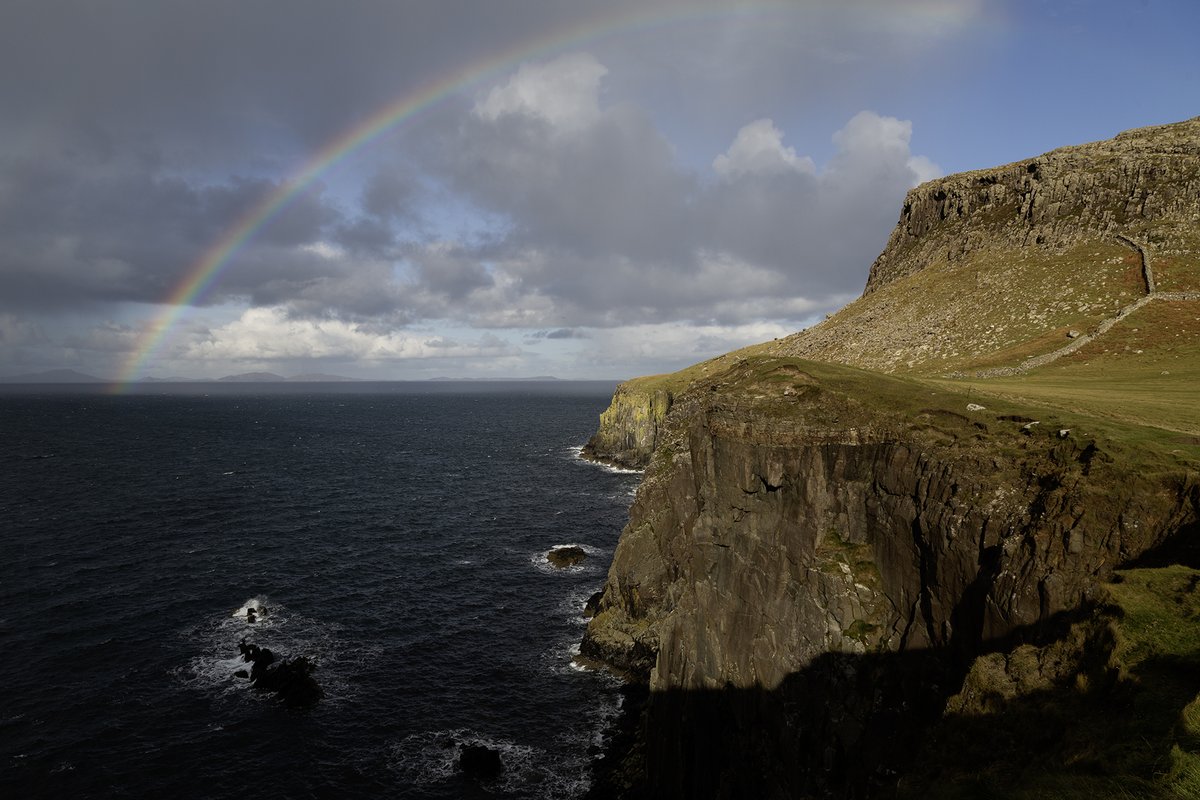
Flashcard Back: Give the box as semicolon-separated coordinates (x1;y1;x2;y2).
547;546;587;568
237;638;323;707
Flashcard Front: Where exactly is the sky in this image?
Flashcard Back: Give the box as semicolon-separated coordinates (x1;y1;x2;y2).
0;0;1197;382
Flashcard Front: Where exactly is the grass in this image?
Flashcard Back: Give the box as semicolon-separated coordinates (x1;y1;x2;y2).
941;300;1200;439
900;566;1200;800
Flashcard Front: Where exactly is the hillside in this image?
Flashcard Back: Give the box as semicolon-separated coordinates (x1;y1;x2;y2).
584;117;1200;466
581;118;1200;798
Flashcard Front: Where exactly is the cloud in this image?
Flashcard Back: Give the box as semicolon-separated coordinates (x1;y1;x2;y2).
0;147;345;312
525;327;590;344
475;53;609;131
577;320;802;375
0;0;977;377
181;306;519;363
441;65;940;324
713;119;816;178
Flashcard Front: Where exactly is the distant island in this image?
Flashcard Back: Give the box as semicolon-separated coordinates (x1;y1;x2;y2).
425;375;560;382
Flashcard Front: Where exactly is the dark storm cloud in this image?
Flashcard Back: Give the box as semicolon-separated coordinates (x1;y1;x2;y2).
0;144;344;311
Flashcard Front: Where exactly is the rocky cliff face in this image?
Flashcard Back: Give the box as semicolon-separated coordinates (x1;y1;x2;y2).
581;380;674;469
583;358;1199;796
864;117;1200;295
581;119;1200;797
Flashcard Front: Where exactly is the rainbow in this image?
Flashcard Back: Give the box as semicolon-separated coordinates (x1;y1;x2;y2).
111;1;978;390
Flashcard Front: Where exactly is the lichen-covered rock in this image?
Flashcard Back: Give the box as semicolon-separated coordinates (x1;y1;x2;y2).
581;381;673;469
547;545;587;568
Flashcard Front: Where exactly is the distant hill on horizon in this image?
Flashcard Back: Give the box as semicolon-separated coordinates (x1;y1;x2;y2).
0;369;106;383
425;375;561;382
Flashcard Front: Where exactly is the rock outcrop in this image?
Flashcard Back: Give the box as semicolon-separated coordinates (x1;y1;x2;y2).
864;117;1200;295
236;639;323;708
581;381;674;468
547;545;587;568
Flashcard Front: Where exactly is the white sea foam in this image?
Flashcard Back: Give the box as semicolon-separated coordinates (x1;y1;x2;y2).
556;583;603;626
566;444;645;475
231;596;273;624
389;728;591;799
176;594;368;704
530;543;607;575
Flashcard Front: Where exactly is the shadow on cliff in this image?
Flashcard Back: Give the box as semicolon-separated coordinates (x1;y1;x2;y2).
1128;520;1200;569
586;604;1171;800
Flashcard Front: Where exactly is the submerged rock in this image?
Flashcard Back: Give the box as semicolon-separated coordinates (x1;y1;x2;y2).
547;546;587;568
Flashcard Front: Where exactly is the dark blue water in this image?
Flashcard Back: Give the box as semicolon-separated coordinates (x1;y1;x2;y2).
0;383;640;798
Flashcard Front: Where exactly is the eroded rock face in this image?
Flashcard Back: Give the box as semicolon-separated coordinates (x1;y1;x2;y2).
582;358;1198;795
581;119;1200;796
865;117;1200;295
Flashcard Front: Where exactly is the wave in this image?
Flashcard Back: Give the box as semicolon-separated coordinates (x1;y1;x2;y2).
566;445;645;476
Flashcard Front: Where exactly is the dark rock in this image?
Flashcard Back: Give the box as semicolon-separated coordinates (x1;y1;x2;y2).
584;590;603;619
547;546;587;568
237;638;322;707
234;669;249;679
460;744;503;782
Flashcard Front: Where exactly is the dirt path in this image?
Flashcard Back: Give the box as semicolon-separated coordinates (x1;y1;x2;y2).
974;235;1195;377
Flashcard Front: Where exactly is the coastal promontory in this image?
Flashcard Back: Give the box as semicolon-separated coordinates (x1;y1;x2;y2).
583;117;1200;799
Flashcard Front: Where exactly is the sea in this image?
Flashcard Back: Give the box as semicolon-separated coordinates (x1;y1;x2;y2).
0;381;642;799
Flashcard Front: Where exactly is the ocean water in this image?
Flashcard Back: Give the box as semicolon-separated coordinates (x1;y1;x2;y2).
0;382;641;799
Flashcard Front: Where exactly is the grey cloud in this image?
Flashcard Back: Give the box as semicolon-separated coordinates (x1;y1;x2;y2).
0;144;346;312
433;78;930;325
527;328;590;342
545;328;588;340
439;99;696;264
0;1;977;376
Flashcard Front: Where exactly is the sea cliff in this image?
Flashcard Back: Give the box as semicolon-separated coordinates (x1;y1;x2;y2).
582;118;1200;798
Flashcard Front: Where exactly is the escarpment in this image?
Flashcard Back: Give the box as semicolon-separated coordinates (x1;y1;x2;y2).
773;116;1200;375
587;361;1199;685
583;118;1200;798
864;117;1200;295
